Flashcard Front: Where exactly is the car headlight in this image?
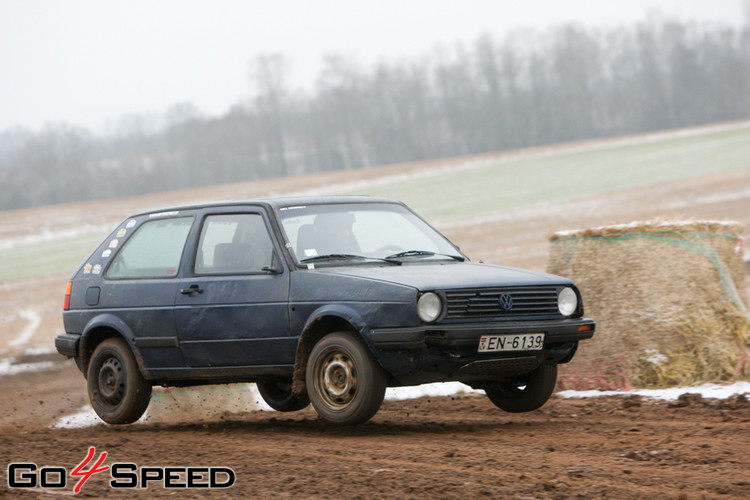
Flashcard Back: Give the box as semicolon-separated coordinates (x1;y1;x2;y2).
558;287;578;316
417;292;442;322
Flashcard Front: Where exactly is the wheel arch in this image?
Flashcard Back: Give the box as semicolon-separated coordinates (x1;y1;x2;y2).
80;314;148;379
291;305;380;397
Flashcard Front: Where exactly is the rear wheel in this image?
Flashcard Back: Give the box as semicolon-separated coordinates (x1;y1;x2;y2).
484;363;557;413
87;338;151;424
306;332;386;425
256;380;310;412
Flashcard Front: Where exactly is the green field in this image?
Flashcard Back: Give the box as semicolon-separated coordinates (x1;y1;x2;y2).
341;123;750;221
1;122;748;282
0;232;105;282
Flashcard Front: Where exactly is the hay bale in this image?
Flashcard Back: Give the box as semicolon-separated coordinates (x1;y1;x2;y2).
548;219;750;390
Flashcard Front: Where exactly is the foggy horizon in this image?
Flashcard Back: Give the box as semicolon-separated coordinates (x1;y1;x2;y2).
1;0;746;133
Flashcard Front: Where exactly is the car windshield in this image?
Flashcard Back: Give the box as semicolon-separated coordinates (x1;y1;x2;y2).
278;202;464;265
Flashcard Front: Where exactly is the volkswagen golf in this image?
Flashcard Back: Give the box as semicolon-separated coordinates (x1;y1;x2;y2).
56;197;595;425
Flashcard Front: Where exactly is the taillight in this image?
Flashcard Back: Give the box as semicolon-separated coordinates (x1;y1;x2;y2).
63;281;72;310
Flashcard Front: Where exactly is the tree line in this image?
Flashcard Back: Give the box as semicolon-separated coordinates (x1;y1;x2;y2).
1;17;749;210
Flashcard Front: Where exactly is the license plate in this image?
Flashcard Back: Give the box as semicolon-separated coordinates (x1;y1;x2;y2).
478;333;545;352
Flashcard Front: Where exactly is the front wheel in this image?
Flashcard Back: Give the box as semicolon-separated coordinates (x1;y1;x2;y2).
306;332;386;425
256;380;310;412
87;337;151;424
484;363;557;413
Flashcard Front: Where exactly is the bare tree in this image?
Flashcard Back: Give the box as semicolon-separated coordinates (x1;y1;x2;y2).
2;18;749;210
250;53;291;176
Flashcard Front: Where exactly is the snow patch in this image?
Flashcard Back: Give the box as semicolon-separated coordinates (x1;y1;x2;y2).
9;309;42;347
661;187;750;211
50;405;105;429
23;344;58;356
557;381;750;401
0;357;56;377
386;382;481;400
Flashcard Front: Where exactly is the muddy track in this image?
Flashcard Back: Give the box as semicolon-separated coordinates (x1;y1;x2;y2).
1;366;749;499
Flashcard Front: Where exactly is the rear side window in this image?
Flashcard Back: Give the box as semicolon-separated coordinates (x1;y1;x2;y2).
195;214;275;274
106;217;194;279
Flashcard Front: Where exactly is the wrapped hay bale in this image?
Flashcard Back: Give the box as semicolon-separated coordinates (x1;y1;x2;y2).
548;220;750;390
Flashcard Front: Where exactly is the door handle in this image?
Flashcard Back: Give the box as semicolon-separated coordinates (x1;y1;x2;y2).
180;285;204;295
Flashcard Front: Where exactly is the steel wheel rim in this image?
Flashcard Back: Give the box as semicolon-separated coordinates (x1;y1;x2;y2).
97;356;125;407
314;349;358;410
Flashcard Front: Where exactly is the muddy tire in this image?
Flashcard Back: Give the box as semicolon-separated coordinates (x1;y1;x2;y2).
257;380;310;412
87;338;151;424
484;363;557;413
306;332;386;425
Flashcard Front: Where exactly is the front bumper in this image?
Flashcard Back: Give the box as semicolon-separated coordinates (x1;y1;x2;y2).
368;318;595;385
369;317;595;350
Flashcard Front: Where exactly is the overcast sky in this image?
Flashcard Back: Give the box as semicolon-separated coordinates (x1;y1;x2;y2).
0;0;746;132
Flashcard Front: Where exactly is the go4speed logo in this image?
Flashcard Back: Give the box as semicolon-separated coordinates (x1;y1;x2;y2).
7;447;235;493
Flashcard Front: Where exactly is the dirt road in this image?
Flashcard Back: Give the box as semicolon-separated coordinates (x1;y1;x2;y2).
2;366;749;498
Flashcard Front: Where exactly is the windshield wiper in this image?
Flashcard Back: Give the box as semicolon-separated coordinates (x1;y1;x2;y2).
385;250;465;262
300;254;401;265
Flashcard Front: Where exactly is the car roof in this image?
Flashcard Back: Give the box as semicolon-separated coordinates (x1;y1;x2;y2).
130;196;402;218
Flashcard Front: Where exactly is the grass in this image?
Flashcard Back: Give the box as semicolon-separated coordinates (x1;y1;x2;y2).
341;123;750;221
1;122;748;282
0;232;106;282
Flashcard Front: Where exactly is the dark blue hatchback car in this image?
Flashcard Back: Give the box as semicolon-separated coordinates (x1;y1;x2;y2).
56;197;595;425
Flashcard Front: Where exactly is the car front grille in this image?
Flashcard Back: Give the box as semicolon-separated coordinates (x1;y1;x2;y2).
443;286;560;319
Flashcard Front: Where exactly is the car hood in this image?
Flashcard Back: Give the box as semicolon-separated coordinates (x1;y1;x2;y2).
316;262;571;290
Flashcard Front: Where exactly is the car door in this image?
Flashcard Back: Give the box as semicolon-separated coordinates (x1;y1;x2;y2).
174;208;292;368
99;213;197;370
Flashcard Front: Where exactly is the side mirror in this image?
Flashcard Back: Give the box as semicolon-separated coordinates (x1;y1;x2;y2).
262;251;284;274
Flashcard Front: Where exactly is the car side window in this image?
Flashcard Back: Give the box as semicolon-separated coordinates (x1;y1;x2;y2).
106;217;194;279
195;214;276;274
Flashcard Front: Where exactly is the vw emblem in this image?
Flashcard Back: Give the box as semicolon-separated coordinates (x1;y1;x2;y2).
498;293;513;311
